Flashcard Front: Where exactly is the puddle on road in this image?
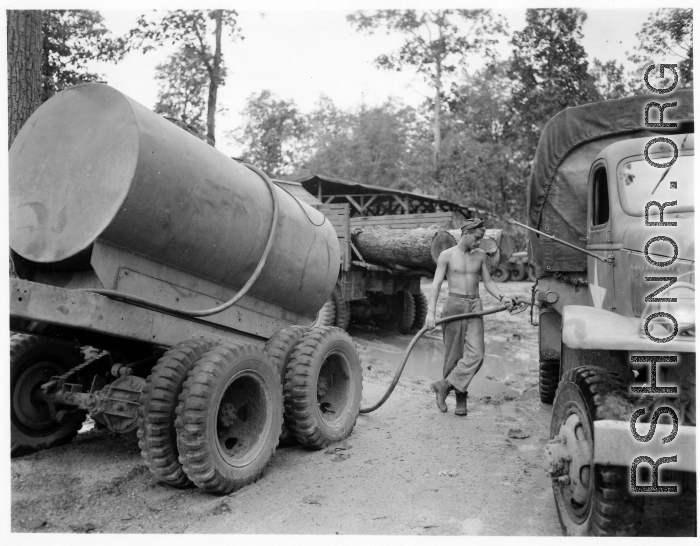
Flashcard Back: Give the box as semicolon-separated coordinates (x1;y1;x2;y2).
360;335;536;398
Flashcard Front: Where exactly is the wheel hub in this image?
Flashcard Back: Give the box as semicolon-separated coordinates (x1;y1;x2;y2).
546;413;593;514
316;350;351;426
216;373;269;465
12;360;63;430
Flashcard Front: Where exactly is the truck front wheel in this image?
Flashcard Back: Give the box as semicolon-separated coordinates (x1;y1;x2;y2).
546;366;642;536
10;334;86;457
538;358;560;404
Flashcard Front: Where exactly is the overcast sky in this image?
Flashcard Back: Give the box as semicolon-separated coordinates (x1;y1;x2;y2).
5;0;693;158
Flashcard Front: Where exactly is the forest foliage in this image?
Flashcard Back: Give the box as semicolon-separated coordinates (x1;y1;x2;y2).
28;8;694;234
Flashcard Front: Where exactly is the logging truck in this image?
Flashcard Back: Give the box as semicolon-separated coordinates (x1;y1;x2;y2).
279;177;513;333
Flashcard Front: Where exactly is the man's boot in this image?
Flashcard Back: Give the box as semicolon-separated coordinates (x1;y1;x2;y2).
430;379;451;412
455;391;468;416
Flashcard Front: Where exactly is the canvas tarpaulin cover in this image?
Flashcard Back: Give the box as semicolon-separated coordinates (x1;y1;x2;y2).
527;89;693;276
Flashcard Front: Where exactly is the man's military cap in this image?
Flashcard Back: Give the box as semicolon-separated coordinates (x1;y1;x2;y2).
460;218;485;232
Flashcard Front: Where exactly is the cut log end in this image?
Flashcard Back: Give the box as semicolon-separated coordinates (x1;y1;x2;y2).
430;230;457;264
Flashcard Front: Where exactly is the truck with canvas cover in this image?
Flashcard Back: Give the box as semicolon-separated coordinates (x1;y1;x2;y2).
9;83;363;495
526;89;695;535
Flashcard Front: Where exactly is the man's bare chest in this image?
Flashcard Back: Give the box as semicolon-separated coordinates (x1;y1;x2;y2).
447;253;482;276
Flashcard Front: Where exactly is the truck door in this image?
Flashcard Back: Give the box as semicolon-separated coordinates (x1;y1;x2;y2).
587;161;617;311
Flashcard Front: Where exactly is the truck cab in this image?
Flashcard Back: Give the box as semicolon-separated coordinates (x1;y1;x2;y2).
526;90;695;536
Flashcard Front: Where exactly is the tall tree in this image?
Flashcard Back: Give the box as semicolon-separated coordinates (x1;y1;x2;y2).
42;10;125;102
8;10;42;147
509;9;601;159
589;59;631;100
154;45;218;138
445;61;523;221
347;10;507;185
627;8;693;89
128;10;242;146
300;98;430;189
233;90;307;177
8;10;43;278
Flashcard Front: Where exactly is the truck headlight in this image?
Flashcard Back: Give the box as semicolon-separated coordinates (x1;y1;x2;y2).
639;282;695;339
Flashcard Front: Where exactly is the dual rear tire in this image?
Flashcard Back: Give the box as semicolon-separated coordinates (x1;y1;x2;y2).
138;326;362;494
283;327;362;449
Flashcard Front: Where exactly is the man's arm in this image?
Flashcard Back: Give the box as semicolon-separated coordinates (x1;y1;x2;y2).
480;253;514;308
426;251;449;329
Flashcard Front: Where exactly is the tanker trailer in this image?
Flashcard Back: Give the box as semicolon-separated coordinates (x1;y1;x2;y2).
9;83;363;494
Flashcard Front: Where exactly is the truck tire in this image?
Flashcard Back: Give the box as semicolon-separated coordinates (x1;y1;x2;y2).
265;326;309;447
313;299;336;328
549;366;642;536
138;338;217;488
10;334;86;457
176;343;283;495
539;358;560;404
412;291;429;330
332;287;351;330
527;267;536;282
510;264;527;282
397;290;416;334
284;327;362;449
492;265;510;283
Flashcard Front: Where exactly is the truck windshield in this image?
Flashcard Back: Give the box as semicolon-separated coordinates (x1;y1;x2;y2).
619;154;694;215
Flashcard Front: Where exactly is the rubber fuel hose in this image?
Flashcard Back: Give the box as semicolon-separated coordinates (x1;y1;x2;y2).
79;162;279;318
360;304;511;414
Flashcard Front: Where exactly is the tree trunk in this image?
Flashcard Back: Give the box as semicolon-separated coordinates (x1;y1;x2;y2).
352;227;456;271
206;9;223;147
432;66;442;186
8;10;42;279
7;10;42;149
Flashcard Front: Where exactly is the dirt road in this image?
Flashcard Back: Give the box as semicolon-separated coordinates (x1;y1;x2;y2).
10;281;695;535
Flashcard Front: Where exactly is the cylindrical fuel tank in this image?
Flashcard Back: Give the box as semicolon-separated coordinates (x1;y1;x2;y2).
10;84;340;316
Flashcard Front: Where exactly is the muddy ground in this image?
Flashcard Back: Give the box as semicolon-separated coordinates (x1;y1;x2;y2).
10;281;696;536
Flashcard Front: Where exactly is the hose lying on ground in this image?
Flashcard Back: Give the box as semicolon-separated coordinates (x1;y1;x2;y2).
359;300;529;414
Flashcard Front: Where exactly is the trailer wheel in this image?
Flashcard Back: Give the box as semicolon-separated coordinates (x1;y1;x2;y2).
492;265;510;283
547;366;642;536
265;326;308;446
313;298;336;328
332;287;351;330
510;264;527;282
10;334;85;457
538;358;560;404
397;290;416;334
176;343;282;495
284;327;362;449
412;291;429;330
138;338;217;488
527;267;536;282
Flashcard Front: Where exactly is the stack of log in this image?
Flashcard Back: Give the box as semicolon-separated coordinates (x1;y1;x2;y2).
350;225;514;274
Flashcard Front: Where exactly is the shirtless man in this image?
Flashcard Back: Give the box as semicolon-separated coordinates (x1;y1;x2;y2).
426;218;514;416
